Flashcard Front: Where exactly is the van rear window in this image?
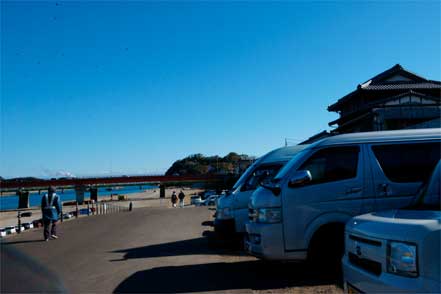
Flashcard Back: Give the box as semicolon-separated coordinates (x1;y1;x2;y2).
372;142;441;183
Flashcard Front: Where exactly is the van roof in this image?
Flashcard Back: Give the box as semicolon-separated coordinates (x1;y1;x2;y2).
316;128;441;147
260;145;308;164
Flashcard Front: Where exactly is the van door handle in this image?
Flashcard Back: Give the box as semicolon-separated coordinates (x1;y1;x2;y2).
345;187;362;194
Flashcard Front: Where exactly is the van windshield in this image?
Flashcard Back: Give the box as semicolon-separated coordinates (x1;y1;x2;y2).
273;149;310;182
241;163;284;192
232;159;261;191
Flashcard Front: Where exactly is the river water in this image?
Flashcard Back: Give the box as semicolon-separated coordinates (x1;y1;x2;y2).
0;185;157;211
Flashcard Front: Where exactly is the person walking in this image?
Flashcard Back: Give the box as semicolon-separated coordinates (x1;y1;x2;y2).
41;186;62;241
171;191;178;208
178;190;185;208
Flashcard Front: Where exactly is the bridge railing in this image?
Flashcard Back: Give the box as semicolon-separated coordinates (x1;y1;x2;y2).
1;175;226;190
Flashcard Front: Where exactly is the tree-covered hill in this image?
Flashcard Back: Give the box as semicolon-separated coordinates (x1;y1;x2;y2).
165;152;255;176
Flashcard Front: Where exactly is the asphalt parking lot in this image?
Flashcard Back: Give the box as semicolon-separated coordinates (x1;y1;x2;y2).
1;206;342;293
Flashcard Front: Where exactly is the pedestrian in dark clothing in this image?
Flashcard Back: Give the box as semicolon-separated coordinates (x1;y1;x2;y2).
41;186;62;241
178;190;185;208
171;191;178;208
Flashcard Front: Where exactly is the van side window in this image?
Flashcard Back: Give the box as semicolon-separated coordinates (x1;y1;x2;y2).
372;142;440;183
298;146;359;185
241;164;283;191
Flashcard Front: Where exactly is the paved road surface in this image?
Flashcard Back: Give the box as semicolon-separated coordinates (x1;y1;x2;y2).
1;206;342;293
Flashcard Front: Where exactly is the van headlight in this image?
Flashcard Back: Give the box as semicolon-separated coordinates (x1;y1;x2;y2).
387;241;418;277
257;208;282;223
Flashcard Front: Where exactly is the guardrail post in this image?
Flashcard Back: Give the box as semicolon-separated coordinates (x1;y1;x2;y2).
75;201;79;218
17;212;21;234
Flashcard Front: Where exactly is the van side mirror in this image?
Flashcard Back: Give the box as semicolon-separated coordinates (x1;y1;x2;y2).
288;170;312;188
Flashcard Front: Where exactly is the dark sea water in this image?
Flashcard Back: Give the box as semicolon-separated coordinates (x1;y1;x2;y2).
0;185;156;211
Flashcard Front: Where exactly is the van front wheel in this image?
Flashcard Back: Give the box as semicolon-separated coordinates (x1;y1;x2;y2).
307;223;345;274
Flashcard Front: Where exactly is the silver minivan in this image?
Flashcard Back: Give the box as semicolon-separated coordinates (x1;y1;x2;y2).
215;145;307;236
245;129;441;263
343;161;440;294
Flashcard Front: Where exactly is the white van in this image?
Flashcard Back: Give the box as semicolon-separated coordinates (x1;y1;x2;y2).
245;129;440;263
343;161;440;294
215;145;307;237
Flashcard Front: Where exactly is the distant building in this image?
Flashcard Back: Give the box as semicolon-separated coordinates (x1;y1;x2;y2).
327;64;441;133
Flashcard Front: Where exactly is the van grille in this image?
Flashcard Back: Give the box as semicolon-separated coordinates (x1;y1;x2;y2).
349;234;382;247
349;252;382;276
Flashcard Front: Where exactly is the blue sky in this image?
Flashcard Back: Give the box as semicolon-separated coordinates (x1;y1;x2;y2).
1;1;440;178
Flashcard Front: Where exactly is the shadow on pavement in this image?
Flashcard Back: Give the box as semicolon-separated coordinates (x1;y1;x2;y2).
1;245;66;293
113;260;338;293
112;231;243;260
201;220;213;227
2;239;45;245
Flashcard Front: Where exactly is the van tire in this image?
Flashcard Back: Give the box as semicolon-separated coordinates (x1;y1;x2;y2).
307;223;345;275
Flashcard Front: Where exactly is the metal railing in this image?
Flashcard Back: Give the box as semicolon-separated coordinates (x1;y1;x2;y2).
76;200;133;217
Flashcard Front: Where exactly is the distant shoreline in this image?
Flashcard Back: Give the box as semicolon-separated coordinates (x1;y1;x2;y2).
0;189;158;212
0;188;75;197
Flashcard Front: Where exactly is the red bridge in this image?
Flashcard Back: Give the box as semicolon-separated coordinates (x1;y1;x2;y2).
0;175;227;190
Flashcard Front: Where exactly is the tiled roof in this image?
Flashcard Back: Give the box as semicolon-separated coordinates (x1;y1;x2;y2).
359;64;429;86
363;82;441;91
328;90;440;126
328;64;441;112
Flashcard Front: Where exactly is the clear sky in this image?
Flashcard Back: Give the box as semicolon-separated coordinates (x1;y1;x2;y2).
1;1;440;178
